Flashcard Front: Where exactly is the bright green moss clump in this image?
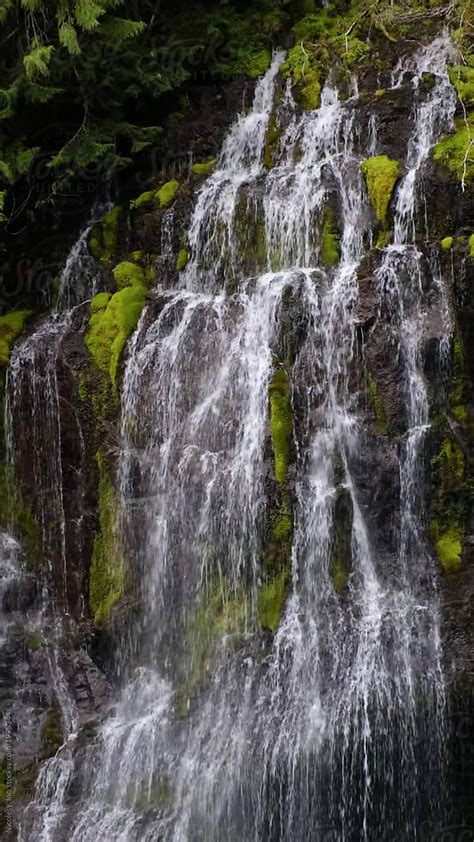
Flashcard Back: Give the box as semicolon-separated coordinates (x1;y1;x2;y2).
433;118;474;184
112;260;145;290
176;249;189;272
469;233;474;257
269;368;292;487
89;206;121;268
192;159;216;177
360;155;401;224
449;65;474;107
156;180;180;207
321;208;340;267
258;570;288;632
0;310;32;366
435;527;462;574
440;236;454;251
85;284;145;388
89;452;124;624
130;190;154;210
281;44;321;110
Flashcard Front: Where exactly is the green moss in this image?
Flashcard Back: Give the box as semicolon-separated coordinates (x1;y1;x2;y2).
192;159;217;178
258;570;288;632
85;284;146;388
24;630;44;651
449;65;474;107
435;527;462;573
450;333;468;420
41;704;63;758
367;371;388;434
88;451;124;624
263;112;281;169
360;155;401;224
89;206;122;268
273;502;293;542
0;465;41;568
469;233;474;257
127;775;171;812
112;260;145;290
0;760;38;805
440;236;454;251
269;368;292;487
176;249;189;271
0;311;32;366
330;558;349;593
156;180;180;208
433;117;474;183
244;47;272;78
281;44;321;110
321;208;340;266
130;190;155;210
432;436;465;489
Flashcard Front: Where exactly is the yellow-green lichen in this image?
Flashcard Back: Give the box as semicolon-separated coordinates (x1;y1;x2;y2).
176;249;189;271
440;236;454;251
433;117;474;184
85;283;146;388
89;206;122;268
156;180;180;208
88;452;124;624
321;208;340;267
0;310;32;366
258;570;288;632
269;368;292;487
192;159;216;178
360;155;401;224
112;261;145;290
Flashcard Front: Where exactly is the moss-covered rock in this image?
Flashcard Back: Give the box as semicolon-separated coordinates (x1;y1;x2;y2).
176;249;189;271
130;190;155;210
367;371;388;435
360;155;401;224
433;117;474;184
269;368;292;487
156;180;180;208
0;311;32;366
112;261;146;290
434;527;463;574
441;235;454;251
281;44;321;110
85;283;146;388
192;159;217;178
41;703;63;758
0;465;41;568
89;206;122;268
88;451;124;624
258;570;289;632
449;65;474;107
321;208;340;267
263;112;281;170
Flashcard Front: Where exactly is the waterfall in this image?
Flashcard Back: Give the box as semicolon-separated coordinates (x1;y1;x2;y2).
15;35;460;841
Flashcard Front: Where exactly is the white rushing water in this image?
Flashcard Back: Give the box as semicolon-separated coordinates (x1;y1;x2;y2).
17;36;459;841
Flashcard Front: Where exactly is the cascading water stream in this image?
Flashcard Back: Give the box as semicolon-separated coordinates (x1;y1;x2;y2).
17;36;460;842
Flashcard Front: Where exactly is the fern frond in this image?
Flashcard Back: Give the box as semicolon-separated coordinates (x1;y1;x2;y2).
23;44;54;81
58;22;81;54
74;0;105;31
99;17;146;42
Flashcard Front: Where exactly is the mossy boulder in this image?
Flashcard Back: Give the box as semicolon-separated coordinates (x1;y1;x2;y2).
156;180;180;208
360;155;401;225
85;283;146;388
112;261;146;290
